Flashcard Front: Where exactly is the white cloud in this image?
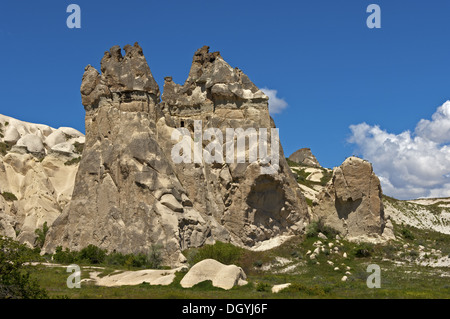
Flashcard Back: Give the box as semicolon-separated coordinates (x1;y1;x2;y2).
261;87;288;114
415;101;450;143
348;100;450;200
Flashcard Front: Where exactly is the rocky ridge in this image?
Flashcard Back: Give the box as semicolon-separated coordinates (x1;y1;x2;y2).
288;149;450;239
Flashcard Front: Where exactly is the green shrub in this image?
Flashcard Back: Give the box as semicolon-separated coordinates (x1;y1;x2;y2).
286;158;300;167
147;244;163;269
104;251;128;266
319;169;333;186
354;243;374;258
0;236;48;299
78;244;106;264
53;246;78;264
401;228;415;240
409;250;419;259
185;241;243;266
0;142;11;156
73;142;84;155
64;157;81;166
53;244;164;269
253;260;263;268
295;169;311;186
256;282;271;292
1;192;17;202
306;218;339;239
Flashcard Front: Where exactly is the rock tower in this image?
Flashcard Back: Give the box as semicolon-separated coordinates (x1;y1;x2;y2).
44;43;309;266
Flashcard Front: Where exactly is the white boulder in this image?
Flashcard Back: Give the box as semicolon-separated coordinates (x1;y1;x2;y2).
16;134;45;153
4;126;20;144
180;259;247;290
272;283;291;293
45;130;66;148
58;127;84;137
51;142;75;154
318;232;327;240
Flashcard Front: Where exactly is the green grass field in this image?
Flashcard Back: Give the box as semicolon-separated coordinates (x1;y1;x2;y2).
24;222;450;299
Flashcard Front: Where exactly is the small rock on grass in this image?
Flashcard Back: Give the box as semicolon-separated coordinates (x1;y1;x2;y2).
318;232;327;240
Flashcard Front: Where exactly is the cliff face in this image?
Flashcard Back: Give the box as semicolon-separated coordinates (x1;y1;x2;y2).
0;115;83;247
43;43;310;266
160;46;308;246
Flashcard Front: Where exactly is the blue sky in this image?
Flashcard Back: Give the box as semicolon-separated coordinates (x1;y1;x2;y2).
1;1;450;198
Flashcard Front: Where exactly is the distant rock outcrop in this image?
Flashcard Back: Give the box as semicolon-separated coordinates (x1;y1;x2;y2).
0;114;85;158
313;157;394;242
43;43;310;266
0;115;83;247
288;148;321;168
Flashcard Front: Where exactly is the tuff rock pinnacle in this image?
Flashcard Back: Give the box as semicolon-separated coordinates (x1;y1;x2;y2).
43;44;310;266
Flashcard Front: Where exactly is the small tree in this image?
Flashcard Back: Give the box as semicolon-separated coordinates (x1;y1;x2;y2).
34;222;49;249
148;244;163;269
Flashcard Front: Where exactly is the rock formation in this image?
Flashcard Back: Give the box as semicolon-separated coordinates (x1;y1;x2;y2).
88;267;186;287
0;115;83;247
312;156;394;241
43;43;310;266
0;114;85;158
160;46;308;246
288;148;321;168
180;259;247;290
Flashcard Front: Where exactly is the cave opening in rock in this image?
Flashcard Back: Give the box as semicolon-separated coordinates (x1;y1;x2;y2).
335;197;362;220
246;175;285;227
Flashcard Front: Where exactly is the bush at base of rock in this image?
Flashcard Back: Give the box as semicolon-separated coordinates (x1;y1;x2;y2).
184;241;243;267
52;244;164;269
305;218;339;239
354;243;374;258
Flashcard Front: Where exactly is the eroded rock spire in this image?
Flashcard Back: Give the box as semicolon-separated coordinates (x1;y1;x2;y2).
44;44;310;266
